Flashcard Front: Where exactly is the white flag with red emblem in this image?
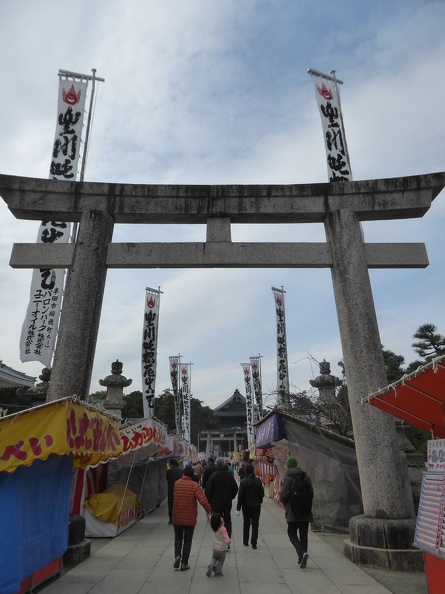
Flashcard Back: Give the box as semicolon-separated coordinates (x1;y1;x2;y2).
141;287;161;418
20;77;88;367
272;286;289;407
308;69;352;182
180;364;191;443
241;363;256;446
250;356;263;416
169;356;181;435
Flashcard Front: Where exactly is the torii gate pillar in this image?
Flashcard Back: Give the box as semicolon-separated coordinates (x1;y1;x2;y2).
1;171;445;570
326;208;419;568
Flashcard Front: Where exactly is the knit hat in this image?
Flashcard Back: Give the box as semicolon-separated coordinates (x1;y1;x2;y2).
286;456;298;469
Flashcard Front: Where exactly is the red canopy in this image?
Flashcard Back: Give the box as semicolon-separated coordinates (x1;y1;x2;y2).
364;355;445;438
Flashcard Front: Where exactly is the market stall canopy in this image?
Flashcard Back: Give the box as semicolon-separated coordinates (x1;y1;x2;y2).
363;355;445;438
0;397;123;474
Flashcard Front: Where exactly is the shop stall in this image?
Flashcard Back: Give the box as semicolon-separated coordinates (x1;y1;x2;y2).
255;409;363;532
82;416;171;535
364;355;445;594
0;398;122;594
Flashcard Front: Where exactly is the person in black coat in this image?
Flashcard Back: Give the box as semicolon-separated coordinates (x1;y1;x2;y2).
166;459;183;524
201;457;217;489
205;457;238;539
279;456;314;569
236;463;264;549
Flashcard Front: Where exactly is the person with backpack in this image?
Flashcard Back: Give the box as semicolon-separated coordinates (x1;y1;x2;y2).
205;457;238;541
236;463;264;549
279;456;314;569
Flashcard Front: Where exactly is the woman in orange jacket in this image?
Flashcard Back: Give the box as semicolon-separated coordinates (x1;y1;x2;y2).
172;466;212;571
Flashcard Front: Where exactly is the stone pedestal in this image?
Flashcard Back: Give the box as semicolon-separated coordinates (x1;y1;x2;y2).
63;514;91;570
344;515;424;571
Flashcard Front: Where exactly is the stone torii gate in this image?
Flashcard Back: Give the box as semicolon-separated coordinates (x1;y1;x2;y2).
1;170;445;568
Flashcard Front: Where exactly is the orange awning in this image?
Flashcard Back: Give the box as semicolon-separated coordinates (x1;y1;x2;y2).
363;355;445;438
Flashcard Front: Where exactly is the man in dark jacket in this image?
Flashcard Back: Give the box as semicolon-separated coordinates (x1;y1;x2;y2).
205;457;238;539
201;456;217;489
166;459;183;524
279;456;314;569
236;463;264;549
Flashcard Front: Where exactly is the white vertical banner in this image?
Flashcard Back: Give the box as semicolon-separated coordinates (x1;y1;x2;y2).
20;77;88;367
180;363;191;443
241;363;255;447
272;286;289;407
308;69;352;182
169;356;181;435
141;287;161;418
250;356;263;417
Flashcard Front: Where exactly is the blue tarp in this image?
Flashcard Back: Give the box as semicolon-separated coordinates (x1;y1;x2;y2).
0;454;72;594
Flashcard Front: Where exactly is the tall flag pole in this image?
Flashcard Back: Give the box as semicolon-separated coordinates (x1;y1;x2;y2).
141;286;162;418
307;67;352;182
250;355;263;418
169;355;181;435
180;362;192;443
272;286;289;408
19;68;104;369
241;363;256;447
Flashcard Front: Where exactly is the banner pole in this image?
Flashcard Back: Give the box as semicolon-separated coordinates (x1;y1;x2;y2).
79;68;97;183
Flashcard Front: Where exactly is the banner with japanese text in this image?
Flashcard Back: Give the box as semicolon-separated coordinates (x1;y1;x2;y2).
0;398;122;474
169;356;181;435
309;71;352;182
272;287;289;406
20;77;88;367
118;417;168;467
241;363;255;446
180;364;191;443
141;287;161;418
250;356;263;417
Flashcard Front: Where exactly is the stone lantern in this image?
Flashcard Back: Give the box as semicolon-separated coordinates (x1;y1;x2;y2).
99;360;132;419
309;359;342;401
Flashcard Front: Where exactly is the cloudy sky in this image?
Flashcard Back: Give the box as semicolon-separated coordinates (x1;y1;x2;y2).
1;0;444;411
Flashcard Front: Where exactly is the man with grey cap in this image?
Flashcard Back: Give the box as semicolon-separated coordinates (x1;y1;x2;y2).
205;457;238;540
279;456;314;569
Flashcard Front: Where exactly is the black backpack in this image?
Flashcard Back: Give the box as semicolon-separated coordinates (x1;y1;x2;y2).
290;472;313;517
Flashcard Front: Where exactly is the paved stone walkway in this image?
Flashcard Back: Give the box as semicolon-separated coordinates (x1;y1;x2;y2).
40;496;427;594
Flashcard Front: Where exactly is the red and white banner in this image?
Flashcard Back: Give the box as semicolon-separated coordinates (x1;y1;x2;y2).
180;363;191;443
169;356;181;435
20;77;88;367
272;287;289;406
141;287;161;418
250;356;263;417
119;417;168;466
241;363;255;447
309;70;352;182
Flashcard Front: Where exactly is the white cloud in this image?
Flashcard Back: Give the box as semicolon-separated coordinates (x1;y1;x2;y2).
1;0;444;415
